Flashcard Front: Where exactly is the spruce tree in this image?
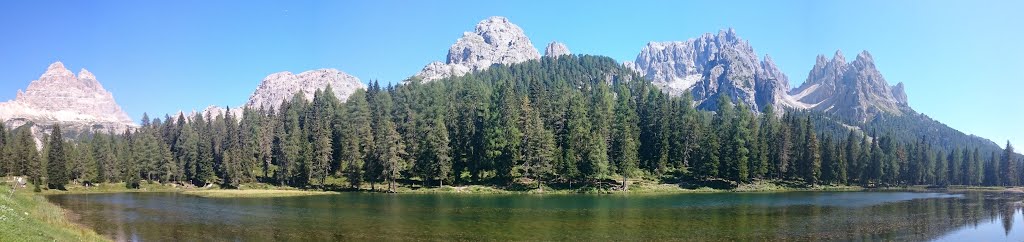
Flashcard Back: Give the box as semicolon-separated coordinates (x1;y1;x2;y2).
519;96;555;191
485;81;522;184
1001;141;1017;186
46;125;69;190
342;90;372;188
611;85;639;190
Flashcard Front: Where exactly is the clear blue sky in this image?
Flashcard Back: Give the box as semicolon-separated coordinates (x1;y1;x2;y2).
1;0;1021;147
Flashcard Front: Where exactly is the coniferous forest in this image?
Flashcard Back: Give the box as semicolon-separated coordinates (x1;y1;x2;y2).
1;55;1021;192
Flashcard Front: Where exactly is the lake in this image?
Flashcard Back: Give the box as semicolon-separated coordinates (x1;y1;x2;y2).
47;191;1024;241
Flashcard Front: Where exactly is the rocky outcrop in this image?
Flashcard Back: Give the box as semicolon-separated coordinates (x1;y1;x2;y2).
789;50;910;121
414;16;541;82
0;61;136;137
245;68;367;110
544;41;571;57
627;29;795;112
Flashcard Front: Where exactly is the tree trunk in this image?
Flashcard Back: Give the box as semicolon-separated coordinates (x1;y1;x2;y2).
538;177;544;193
622;175;628;191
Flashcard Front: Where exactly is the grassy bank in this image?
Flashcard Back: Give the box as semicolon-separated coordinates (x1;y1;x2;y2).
33;179;1021;197
182;189;338;198
0;183;108;242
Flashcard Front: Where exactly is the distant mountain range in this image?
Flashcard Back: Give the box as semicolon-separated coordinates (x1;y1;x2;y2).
0;16;1006;155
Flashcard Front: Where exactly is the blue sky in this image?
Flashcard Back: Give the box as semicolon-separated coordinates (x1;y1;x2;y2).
0;0;1021;147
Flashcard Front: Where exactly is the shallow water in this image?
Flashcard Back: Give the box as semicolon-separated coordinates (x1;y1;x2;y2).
47;191;1023;241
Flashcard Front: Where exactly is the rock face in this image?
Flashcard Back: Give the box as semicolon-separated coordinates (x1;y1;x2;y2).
245;68;367;110
627;29;796;112
0;62;135;136
544;41;571;57
415;16;541;82
789;50;910;121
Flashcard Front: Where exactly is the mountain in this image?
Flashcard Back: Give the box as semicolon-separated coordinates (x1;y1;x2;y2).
414;16;541;82
789;50;910;122
624;29;797;112
0;61;135;137
245;68;367;110
544;41;571;57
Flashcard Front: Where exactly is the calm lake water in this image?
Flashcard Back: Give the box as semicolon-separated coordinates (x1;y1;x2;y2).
47;191;1024;241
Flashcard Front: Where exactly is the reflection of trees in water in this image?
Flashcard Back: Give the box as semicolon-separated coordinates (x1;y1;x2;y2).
805;192;1022;241
999;199;1019;236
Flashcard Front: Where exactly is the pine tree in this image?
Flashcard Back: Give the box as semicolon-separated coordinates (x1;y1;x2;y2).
1001;141;1017;186
519;96;556;191
586;82;613;180
420;117;452;186
309;90;334;187
611;85;639;190
15;128;42;191
341;90;372;188
0;123;7;176
695;115;720;179
46;125;69;190
803;119;822;185
949;148;963;185
561;92;590;186
485;81;522;184
176;121;199;184
844;131;861;184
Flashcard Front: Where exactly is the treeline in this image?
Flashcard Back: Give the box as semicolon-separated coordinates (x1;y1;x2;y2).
0;55;1021;191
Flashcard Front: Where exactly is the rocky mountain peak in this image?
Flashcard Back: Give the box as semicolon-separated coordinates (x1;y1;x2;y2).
245;68;367;110
78;68;96;80
43;61;73;78
0;61;135;138
628;28;796;112
832;50;846;63
415;16;540;82
544;41;571;57
790;50;910;122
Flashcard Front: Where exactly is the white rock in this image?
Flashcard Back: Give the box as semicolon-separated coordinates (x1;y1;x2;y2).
245;68;367;110
414;16;540;82
544;41;571;57
0;61;136;137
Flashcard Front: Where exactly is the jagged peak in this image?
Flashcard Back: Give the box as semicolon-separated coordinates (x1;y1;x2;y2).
43;61;73;77
816;54;829;66
832;50;846;64
77;68;95;80
544;41;571;57
47;61;66;71
855;50;874;63
479;16;510;26
719;27;738;40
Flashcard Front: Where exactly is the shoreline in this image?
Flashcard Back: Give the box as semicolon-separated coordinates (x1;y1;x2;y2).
35;180;1023;197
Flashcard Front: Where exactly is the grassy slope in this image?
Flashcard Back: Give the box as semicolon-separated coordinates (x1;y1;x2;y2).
0;184;108;242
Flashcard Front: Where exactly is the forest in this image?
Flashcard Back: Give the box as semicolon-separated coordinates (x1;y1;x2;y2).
0;55;1020;192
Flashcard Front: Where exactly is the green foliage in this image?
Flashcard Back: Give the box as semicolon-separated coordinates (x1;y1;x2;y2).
6;55;1014;192
45;125;69;190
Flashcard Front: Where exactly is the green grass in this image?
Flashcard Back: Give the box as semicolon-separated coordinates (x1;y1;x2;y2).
40;182;187;195
0;182;109;242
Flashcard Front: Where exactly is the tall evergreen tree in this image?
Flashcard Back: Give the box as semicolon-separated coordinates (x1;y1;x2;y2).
484;81;522;183
341;90;373;188
46;125;69;190
611;85;640;190
519;96;556;190
1001;141;1017;186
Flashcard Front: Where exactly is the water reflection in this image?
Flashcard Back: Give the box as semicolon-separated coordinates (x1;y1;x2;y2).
934;194;1023;241
46;191;1024;241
